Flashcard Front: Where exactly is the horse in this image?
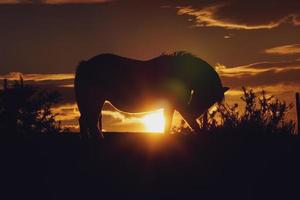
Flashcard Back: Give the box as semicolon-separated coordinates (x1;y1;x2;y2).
75;52;229;138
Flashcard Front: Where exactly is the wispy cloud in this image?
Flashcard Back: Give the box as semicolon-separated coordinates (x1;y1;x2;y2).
52;103;138;123
177;5;281;30
226;84;300;97
0;0;112;4
0;72;74;81
52;103;79;121
52;103;163;131
263;44;300;55
216;60;300;77
176;1;300;30
216;60;300;89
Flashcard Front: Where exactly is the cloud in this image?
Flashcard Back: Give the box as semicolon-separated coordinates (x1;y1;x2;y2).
216;59;300;76
222;68;300;89
176;1;300;30
59;84;74;88
0;0;112;4
52;103;79;121
241;60;300;69
51;102;161;131
216;60;300;88
0;72;74;81
263;44;300;55
226;84;300;97
52;103;135;123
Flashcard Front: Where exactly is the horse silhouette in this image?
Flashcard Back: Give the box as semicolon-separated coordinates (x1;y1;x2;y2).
75;52;229;138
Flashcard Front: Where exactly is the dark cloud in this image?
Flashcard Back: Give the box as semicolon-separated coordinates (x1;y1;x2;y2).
0;0;112;4
175;0;300;29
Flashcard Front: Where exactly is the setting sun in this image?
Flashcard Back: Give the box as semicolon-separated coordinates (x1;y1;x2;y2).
141;110;165;133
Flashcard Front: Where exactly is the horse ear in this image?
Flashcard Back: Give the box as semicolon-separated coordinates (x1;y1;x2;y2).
222;87;229;93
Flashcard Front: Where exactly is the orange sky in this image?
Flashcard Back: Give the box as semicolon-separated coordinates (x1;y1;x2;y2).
0;0;299;132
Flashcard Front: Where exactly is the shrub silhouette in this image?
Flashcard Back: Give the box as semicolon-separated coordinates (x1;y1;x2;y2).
205;87;295;135
0;77;62;135
171;119;192;134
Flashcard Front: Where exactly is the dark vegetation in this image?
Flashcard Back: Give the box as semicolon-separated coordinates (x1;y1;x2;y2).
0;77;61;135
200;87;295;135
173;87;295;135
1;79;300;200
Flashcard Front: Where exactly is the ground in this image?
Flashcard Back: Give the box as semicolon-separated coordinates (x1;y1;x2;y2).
2;132;300;200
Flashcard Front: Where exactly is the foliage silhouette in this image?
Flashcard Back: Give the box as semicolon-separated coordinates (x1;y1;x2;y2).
0;77;62;135
203;87;295;135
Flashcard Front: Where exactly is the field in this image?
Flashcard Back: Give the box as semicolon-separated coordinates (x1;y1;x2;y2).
2;132;300;200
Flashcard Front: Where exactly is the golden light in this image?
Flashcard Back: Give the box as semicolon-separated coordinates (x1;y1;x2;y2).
141;110;165;133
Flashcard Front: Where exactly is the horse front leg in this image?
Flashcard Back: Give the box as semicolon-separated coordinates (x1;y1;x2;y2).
164;107;174;134
87;112;104;139
180;110;201;133
79;115;89;139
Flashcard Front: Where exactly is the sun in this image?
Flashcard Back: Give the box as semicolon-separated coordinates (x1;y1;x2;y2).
141;110;165;133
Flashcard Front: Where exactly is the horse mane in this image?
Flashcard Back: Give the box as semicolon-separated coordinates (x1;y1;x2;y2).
160;51;197;60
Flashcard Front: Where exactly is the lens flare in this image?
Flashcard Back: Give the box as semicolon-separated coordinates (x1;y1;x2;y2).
141;111;165;133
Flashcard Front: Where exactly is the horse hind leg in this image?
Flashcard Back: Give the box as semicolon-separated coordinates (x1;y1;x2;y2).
86;101;104;139
79;115;89;139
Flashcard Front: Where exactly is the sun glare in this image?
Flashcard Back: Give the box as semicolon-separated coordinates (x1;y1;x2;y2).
141;110;165;133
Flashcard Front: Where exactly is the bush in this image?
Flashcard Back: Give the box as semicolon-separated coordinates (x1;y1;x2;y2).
206;87;295;135
0;77;62;135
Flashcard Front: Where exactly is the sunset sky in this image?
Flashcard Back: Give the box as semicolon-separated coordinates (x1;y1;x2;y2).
0;0;299;132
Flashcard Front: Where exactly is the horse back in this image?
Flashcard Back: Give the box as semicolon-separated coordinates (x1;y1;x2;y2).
75;54;176;112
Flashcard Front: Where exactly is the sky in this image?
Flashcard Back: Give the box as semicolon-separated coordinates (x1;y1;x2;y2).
0;0;299;132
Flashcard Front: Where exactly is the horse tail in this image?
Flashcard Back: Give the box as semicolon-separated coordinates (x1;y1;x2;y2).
75;60;89;87
75;60;88;81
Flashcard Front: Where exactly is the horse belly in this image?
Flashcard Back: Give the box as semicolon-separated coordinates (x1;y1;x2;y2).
103;65;173;112
108;91;171;113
